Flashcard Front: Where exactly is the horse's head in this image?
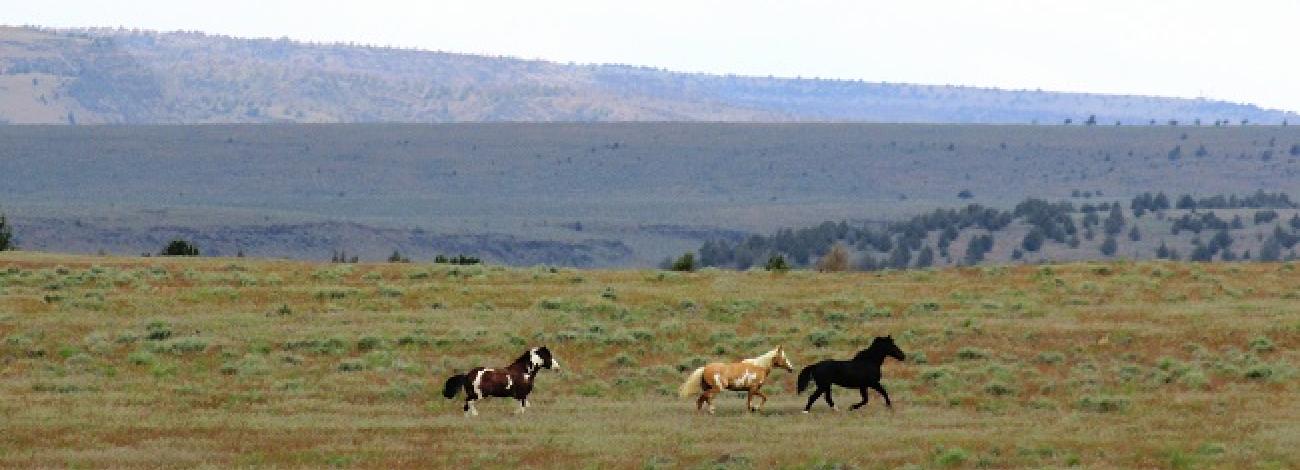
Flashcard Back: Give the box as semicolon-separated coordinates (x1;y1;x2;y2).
774;345;796;372
530;346;560;371
876;336;906;362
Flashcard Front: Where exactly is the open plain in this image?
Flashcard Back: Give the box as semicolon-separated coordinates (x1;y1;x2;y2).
0;252;1296;468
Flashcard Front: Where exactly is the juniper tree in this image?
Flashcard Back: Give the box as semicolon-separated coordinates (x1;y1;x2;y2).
1104;204;1125;236
1156;241;1172;259
0;210;11;251
915;246;935;268
1099;236;1118;256
161;239;199;256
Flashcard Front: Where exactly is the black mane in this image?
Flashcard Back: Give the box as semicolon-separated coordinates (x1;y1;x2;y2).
851;337;891;362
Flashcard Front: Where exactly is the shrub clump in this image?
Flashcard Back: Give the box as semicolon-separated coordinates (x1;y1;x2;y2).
1077;395;1130;413
1248;336;1275;353
337;358;366;372
162;336;208;355
983;381;1016;396
955;347;990;360
934;447;970;467
144;321;172;341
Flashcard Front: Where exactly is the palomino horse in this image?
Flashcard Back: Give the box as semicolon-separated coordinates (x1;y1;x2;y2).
442;346;560;416
678;346;795;413
797;336;905;413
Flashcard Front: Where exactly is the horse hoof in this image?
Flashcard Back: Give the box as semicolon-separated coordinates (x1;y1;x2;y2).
802;410;809;414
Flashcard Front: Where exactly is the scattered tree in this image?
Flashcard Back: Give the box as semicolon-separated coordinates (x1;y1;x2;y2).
1099;235;1118;256
0;210;11;251
1021;228;1045;252
671;252;696;272
161;239;199;256
1104;204;1125;235
915;246;935;268
816;243;851;272
764;254;789;272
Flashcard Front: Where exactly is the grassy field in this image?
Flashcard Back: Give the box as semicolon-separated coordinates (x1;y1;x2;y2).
1;251;1296;468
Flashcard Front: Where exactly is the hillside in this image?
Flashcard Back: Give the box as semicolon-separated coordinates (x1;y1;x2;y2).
3;123;1300;265
700;193;1300;271
0;252;1295;467
0;26;1296;125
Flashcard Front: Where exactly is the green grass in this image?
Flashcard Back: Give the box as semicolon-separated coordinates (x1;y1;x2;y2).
0;251;1296;468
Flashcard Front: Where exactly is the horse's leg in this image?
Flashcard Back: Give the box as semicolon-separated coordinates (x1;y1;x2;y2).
804;388;822;413
871;383;893;409
753;389;768;411
465;399;479;417
745;390;755;412
824;386;837;411
851;387;869;410
515;398;527;414
696;392;708;412
703;389;719;414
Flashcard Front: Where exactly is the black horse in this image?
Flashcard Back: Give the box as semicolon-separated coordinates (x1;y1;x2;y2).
442;346;560;416
797;336;906;413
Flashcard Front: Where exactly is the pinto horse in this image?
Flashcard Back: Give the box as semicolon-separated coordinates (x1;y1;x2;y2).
442;346;560;416
678;346;795;414
797;336;905;413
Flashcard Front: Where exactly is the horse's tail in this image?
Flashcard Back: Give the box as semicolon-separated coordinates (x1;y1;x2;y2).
443;374;466;399
796;365;815;394
678;366;707;398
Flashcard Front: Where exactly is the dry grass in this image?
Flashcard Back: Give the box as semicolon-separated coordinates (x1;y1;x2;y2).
1;251;1297;468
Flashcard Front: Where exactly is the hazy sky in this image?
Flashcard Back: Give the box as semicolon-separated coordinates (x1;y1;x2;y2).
8;1;1299;112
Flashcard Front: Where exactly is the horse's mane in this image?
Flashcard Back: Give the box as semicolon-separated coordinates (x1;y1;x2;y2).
742;348;780;368
852;339;888;362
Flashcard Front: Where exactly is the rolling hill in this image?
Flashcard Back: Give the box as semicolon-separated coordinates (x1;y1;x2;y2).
0;26;1296;125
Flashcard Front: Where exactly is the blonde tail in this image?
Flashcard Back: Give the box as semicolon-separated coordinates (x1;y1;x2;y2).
678;366;706;398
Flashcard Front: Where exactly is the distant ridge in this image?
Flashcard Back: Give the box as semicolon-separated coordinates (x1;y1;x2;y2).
0;26;1296;124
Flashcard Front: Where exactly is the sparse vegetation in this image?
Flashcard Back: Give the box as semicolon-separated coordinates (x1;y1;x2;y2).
2;252;1291;466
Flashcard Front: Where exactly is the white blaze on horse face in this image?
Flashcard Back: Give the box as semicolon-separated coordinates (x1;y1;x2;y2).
529;348;545;370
